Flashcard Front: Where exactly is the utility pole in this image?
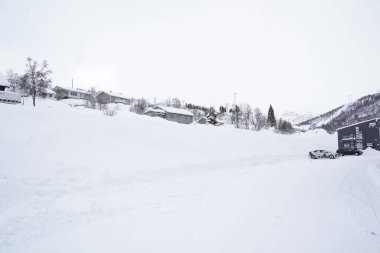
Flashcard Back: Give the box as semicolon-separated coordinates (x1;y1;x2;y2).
234;92;238;128
72;79;74;89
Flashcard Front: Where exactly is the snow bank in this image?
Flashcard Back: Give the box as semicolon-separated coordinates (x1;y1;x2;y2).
0;99;379;253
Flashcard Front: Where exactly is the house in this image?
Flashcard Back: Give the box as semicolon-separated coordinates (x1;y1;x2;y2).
146;105;194;124
0;82;9;92
337;118;380;151
0;90;21;104
96;91;131;105
0;81;21;104
43;88;56;98
144;108;165;117
53;86;91;100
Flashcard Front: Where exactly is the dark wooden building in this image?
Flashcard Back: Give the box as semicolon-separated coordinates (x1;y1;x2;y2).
144;106;194;124
337;118;380;151
96;91;131;105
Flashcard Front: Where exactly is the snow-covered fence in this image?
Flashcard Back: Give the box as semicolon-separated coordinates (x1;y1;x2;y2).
0;91;21;104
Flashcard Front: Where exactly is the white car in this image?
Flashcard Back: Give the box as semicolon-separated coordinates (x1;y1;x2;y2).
309;150;338;159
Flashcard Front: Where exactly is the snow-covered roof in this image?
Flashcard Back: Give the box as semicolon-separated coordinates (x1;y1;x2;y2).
336;118;380;131
54;86;91;94
100;91;129;100
154;106;194;116
145;108;165;114
45;88;55;94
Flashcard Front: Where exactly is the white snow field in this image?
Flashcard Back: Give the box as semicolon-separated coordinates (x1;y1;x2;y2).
0;98;379;253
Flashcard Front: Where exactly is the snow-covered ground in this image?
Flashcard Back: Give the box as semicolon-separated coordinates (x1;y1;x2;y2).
0;98;379;253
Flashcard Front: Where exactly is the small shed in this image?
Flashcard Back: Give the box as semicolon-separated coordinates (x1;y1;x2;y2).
0;83;9;92
149;106;194;124
144;108;165;117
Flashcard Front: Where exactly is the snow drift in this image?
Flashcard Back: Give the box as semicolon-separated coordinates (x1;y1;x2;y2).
0;98;379;253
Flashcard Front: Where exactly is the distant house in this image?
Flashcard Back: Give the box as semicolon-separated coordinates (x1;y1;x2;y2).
53;86;91;100
0;82;21;104
144;108;165;117
145;105;194;124
96;91;131;105
43;88;56;98
0;83;9;92
337;118;380;151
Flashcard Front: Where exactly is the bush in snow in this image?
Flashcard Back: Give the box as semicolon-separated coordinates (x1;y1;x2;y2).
276;118;294;134
206;107;219;125
130;98;148;114
252;108;267;131
103;106;118;116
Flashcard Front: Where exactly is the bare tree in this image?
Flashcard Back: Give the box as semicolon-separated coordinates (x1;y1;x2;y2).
6;70;19;92
171;98;181;108
160;97;182;108
87;87;98;109
24;58;52;106
130;98;149;114
240;103;252;130
252;108;267;131
161;98;172;107
230;104;241;128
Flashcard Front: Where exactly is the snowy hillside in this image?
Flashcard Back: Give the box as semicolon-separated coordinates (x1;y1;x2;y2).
280;110;314;125
298;92;380;132
1;99;380;253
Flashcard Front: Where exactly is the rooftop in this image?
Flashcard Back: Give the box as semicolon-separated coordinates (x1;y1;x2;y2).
100;91;129;100
54;86;91;94
154;106;194;116
336;118;380;131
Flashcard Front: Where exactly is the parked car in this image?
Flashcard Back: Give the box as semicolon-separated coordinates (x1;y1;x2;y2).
336;148;363;156
309;150;338;159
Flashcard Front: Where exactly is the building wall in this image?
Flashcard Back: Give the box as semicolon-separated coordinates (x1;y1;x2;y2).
165;112;193;124
338;119;380;150
54;87;90;100
97;92;130;104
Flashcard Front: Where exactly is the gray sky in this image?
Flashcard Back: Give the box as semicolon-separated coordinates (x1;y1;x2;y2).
1;0;379;114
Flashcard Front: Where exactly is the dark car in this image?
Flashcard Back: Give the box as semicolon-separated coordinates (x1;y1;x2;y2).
336;148;363;156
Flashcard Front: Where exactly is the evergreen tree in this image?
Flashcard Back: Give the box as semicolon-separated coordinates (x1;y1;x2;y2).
267;104;276;127
206;107;218;125
277;118;294;134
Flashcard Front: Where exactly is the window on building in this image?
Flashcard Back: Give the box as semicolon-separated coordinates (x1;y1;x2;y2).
70;91;78;96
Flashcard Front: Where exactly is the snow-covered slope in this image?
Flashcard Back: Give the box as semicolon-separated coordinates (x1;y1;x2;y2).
1;98;379;253
298;92;380;132
280;110;314;125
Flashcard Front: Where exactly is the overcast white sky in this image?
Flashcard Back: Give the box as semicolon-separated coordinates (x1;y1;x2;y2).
1;0;379;114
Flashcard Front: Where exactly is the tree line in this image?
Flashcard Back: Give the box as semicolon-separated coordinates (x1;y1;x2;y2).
5;57;294;133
